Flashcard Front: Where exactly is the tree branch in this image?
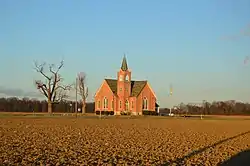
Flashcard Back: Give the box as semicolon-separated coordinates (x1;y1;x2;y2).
34;80;48;98
52;84;72;103
34;61;51;80
34;60;70;104
49;60;64;75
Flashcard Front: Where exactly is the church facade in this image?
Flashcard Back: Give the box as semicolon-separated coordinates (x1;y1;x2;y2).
94;56;157;115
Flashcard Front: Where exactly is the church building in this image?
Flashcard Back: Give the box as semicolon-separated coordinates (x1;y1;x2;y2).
94;56;157;115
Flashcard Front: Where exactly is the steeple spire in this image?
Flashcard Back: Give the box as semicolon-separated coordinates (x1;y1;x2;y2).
121;54;128;71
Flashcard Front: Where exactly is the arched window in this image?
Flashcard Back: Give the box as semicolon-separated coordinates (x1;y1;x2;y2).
143;97;148;110
125;75;129;81
125;100;129;111
119;100;122;109
103;97;108;109
119;75;123;81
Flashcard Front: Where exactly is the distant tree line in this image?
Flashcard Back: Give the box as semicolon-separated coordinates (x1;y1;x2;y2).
160;100;250;115
0;97;94;113
1;97;250;115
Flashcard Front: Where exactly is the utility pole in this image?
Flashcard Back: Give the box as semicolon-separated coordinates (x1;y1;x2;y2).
75;76;78;118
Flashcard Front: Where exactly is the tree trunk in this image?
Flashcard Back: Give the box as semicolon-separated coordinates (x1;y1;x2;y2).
82;100;86;114
48;100;52;114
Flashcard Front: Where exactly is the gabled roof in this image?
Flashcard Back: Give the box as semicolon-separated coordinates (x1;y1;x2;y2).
105;79;117;94
105;79;147;97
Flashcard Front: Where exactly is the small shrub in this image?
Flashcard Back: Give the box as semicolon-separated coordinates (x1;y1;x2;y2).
142;110;158;116
95;111;115;115
120;111;131;115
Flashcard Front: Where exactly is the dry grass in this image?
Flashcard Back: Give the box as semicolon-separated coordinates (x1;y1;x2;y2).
1;116;250;165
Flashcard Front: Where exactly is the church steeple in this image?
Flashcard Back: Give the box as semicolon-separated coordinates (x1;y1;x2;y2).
121;55;128;71
117;55;132;104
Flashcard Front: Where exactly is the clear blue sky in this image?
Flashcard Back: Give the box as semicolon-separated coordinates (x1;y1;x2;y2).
0;0;250;107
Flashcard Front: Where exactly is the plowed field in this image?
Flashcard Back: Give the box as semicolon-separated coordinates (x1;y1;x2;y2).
1;116;250;165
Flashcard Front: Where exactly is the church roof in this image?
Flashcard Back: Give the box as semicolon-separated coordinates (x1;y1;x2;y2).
105;79;147;97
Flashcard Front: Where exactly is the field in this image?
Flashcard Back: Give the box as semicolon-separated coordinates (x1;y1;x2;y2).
1;114;250;165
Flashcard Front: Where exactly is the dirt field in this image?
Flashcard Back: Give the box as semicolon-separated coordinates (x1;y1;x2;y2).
1;116;250;165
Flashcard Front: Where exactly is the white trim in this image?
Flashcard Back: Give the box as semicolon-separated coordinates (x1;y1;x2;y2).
146;82;157;98
94;80;106;98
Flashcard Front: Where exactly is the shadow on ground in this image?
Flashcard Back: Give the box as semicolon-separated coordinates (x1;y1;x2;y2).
162;131;250;165
219;149;250;166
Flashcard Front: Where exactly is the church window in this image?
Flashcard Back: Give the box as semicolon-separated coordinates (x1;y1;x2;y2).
143;97;148;110
103;97;108;109
125;100;129;111
125;75;129;81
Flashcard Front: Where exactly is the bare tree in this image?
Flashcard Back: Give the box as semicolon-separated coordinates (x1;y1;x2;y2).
34;60;71;113
179;102;188;115
77;72;88;114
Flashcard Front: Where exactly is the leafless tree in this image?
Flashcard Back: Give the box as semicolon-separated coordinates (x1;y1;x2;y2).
77;72;88;114
34;60;71;113
179;102;188;115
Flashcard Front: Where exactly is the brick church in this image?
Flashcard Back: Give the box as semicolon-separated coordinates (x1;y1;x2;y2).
94;56;158;115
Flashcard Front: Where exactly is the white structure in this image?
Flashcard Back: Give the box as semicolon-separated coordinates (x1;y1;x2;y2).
157;107;160;114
